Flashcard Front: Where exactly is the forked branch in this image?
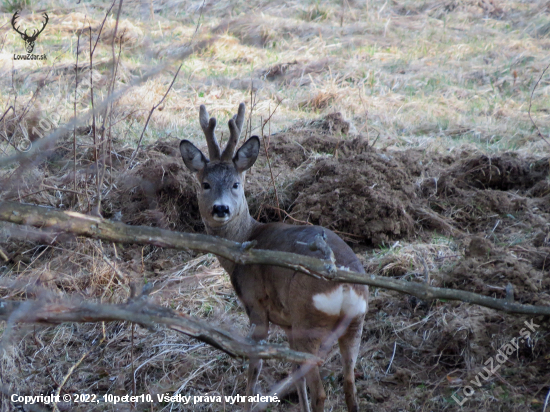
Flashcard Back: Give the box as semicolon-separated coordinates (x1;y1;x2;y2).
0;201;549;316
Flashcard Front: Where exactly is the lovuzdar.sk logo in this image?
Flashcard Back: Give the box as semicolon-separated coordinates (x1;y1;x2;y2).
12;11;48;60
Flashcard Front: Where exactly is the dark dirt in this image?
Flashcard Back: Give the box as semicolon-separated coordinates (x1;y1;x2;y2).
108;144;203;233
289;148;416;245
442;235;550;306
448;153;549;191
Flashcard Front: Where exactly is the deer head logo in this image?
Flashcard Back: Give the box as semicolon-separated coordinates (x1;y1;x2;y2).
11;12;48;54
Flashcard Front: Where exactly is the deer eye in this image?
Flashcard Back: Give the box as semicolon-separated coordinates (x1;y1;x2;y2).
202;182;211;190
232;182;239;189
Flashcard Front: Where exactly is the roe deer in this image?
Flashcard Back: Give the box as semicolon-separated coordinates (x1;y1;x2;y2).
179;103;368;412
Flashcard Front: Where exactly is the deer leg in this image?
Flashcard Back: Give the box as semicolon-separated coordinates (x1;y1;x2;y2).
291;333;329;412
293;363;312;412
246;357;262;396
302;361;325;412
337;317;364;412
244;312;269;412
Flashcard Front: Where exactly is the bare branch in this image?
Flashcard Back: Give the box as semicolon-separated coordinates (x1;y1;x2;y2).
0;201;549;316
0;295;319;364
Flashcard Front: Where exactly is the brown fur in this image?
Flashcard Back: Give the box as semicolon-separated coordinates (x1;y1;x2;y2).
180;104;369;412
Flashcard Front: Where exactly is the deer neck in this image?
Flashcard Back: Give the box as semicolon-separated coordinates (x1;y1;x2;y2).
203;207;262;275
205;211;261;243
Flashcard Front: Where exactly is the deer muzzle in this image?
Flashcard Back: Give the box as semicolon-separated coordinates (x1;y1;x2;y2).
212;204;230;221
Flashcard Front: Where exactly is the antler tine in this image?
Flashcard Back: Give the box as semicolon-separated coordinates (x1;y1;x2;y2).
220;103;246;161
199;105;221;161
234;102;246;134
11;12;24;36
36;12;48;36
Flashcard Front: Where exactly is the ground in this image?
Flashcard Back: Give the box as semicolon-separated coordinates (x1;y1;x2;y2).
0;0;550;411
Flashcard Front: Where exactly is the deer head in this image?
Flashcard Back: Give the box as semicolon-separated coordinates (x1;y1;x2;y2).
12;12;49;54
179;103;260;229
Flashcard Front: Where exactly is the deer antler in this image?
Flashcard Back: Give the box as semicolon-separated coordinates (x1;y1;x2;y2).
33;13;49;39
199;105;221;161
221;102;246;161
11;12;26;37
11;12;48;40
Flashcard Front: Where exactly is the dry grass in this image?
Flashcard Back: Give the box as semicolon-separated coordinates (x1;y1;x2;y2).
0;0;550;411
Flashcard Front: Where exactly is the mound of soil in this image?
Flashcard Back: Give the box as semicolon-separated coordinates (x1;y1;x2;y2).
419;153;550;233
109;115;549;251
434;235;550;306
290;149;416;245
106;142;203;232
449;153;549;191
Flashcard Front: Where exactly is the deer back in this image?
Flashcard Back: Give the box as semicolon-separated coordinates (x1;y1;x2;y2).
231;223;368;327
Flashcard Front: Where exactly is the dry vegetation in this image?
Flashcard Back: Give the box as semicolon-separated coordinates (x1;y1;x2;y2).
0;0;550;410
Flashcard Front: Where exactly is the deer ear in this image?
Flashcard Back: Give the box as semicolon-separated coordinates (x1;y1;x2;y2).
180;140;208;173
234;136;260;172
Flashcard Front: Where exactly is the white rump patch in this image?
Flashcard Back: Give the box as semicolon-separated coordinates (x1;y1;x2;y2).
312;286;367;317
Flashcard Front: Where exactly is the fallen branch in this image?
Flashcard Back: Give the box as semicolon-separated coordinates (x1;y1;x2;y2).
0;201;549;316
0;294;319;364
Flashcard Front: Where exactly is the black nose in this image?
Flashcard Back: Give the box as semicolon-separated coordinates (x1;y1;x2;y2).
212;205;230;217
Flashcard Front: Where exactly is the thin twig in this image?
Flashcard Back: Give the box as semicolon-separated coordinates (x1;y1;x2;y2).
91;0;117;56
53;335;106;412
370;131;380;147
262;204;363;239
5;185;84;202
543;386;550;412
260;100;284;221
528;62;550;148
107;29;124;191
0;105;14;123
263;204;311;225
129;64;183;164
385;341;397;374
0;247;8;262
98;0;124;201
73;33;80;194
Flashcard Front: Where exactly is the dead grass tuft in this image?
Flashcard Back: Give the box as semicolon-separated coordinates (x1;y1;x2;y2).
300;90;338;110
101;19;144;48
